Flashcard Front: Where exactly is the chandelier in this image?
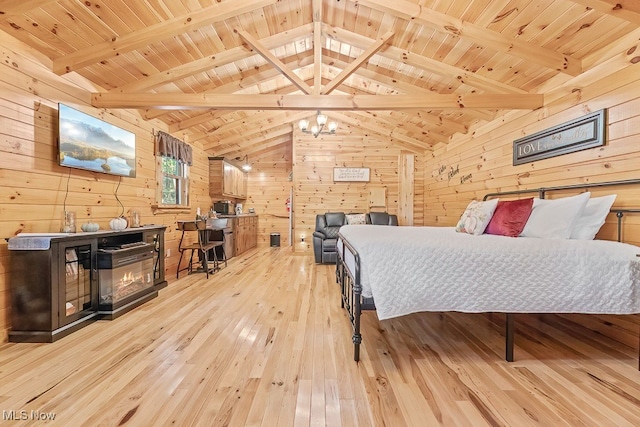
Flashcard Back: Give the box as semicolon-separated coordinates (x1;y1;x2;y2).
298;111;338;138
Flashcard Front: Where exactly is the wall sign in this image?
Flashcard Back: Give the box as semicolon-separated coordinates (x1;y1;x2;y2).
437;163;473;185
513;109;606;166
333;167;370;182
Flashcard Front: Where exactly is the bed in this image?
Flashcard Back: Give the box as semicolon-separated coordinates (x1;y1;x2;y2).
336;179;640;363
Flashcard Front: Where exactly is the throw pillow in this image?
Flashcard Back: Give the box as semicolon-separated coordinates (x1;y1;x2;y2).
520;192;591;239
455;199;499;235
485;198;534;237
570;194;617;240
345;213;366;225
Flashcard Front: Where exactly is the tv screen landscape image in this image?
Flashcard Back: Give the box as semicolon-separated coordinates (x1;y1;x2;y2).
58;103;136;177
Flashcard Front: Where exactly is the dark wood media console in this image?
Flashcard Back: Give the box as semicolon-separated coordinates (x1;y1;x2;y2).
7;225;167;342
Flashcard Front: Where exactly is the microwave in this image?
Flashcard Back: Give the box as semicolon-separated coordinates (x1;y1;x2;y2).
213;201;232;215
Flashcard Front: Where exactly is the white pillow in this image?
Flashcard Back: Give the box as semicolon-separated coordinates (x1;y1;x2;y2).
570;194;617;240
345;213;366;225
520;192;590;239
455;199;499;235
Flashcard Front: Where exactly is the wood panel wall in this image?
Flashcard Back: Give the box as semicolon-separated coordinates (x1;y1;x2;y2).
243;144;293;247
424;66;640;247
292;131;426;253
0;37;211;341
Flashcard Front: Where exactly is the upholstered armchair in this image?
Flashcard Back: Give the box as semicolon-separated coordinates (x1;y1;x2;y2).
313;212;347;264
366;212;399;226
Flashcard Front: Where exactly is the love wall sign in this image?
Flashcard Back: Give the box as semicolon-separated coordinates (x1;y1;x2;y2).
513;109;606;166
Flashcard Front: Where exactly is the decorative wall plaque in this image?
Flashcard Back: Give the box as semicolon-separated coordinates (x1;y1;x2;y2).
333;167;370;182
513;109;606;166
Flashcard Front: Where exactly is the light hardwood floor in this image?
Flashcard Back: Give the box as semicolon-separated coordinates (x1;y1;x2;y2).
1;247;640;426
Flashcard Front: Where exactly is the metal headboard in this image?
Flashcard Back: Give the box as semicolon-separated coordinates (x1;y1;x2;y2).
482;178;640;242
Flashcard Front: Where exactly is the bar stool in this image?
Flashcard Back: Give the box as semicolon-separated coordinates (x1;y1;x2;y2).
208;228;228;271
176;220;223;279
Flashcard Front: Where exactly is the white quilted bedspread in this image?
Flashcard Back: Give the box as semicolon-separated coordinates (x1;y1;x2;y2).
338;225;640;320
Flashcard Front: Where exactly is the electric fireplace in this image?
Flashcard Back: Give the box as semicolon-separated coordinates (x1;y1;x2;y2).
97;242;157;318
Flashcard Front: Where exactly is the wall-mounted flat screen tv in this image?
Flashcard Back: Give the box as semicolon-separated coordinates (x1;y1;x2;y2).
58;103;136;177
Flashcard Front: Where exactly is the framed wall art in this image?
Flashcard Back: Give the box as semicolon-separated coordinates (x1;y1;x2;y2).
513;109;606;166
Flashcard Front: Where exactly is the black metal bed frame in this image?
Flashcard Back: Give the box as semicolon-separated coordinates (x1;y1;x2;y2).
336;178;640;364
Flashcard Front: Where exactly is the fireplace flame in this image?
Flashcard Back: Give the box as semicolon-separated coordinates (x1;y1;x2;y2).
120;271;139;287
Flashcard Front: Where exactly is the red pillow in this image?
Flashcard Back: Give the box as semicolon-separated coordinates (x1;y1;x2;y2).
484;198;534;237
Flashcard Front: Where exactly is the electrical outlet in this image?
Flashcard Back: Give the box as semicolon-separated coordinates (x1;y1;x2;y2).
166;249;171;257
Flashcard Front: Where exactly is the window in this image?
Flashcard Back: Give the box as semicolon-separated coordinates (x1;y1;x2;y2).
155;131;192;208
159;155;189;206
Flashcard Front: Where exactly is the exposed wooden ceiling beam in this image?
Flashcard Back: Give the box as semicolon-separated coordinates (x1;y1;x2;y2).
206;111;309;138
168;111;229;134
168;59;316;133
203;52;314;94
141;109;166;121
209;115;431;157
92;93;544;110
171;52;471;141
321;52;470;134
0;0;53;16
241;135;292;157
193;111;310;144
52;0;279;75
142;53;315;122
168;85;461;156
111;24;312;93
198;84;461;149
217;134;292;158
166;54;315;131
334;112;437;149
409;110;468;136
202;108;432;155
343;110;440;144
569;0;640;26
326;25;527;95
144;52;493;125
237;29;314;95
327;114;430;153
351;0;583;76
321;30;395;95
312;0;322;94
321;50;495;123
203;123;293;151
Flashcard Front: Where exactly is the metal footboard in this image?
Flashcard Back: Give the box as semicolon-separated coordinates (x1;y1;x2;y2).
337;233;375;362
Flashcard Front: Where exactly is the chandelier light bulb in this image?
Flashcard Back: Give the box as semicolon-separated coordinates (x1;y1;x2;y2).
316;113;327;126
328;121;338;133
298;119;309;131
240;154;251;171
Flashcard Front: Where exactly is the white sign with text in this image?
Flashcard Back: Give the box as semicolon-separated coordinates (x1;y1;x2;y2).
333;167;370;182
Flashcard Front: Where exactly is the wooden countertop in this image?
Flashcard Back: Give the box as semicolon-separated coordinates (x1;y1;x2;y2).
216;214;257;218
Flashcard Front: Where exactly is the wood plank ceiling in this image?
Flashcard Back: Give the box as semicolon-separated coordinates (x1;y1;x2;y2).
1;0;639;158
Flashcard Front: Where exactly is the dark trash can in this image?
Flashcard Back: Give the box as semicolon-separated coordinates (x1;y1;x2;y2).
270;232;281;247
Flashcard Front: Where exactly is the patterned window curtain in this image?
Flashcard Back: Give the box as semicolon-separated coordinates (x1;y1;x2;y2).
156;131;192;165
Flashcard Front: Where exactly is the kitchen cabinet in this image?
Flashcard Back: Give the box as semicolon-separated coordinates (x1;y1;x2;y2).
209;157;247;199
234;215;258;256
